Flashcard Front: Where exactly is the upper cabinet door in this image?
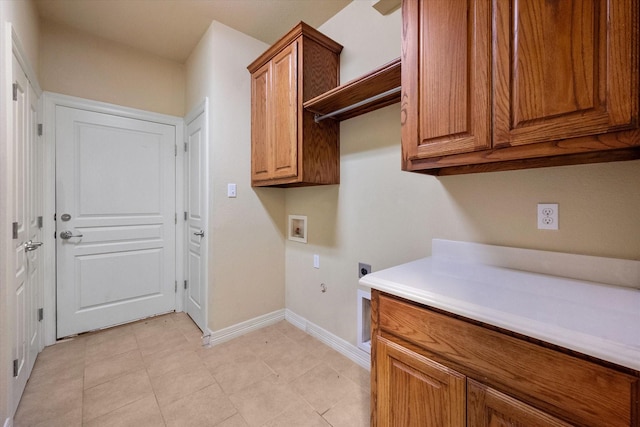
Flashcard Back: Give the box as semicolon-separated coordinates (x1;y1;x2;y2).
251;62;271;182
271;42;298;180
493;0;636;148
401;0;492;164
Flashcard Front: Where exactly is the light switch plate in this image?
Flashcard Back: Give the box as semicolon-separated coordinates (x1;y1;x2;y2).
227;183;237;198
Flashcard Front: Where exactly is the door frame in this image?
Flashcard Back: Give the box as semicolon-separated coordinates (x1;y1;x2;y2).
42;92;185;345
184;98;210;332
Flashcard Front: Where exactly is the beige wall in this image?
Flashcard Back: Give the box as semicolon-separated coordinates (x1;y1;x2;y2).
285;1;640;347
185;21;286;332
39;20;185;117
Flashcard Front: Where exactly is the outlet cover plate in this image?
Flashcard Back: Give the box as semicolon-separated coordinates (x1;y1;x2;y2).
359;262;371;278
537;203;558;230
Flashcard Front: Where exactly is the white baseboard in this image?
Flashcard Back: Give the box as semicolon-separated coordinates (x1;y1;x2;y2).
204;308;371;372
285;309;371;371
205;309;285;346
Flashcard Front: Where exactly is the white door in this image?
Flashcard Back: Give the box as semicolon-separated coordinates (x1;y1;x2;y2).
185;110;208;332
12;54;43;414
56;106;176;338
25;63;43;374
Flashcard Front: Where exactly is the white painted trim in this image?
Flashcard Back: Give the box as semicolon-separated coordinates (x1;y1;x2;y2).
11;28;40;96
206;309;285;346
284;309;306;330
204;309;371;371
42;92;185;345
285;309;371;371
184;98;208;124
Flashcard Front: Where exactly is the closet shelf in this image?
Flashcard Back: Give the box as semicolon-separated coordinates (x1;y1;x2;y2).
304;57;400;122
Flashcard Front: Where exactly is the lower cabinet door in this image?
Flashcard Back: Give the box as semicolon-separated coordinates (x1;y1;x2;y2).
467;379;574;427
376;337;465;426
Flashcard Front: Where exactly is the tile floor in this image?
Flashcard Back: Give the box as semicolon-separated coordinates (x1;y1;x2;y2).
14;312;370;426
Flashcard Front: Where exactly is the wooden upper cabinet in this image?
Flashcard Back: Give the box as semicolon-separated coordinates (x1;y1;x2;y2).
493;0;635;148
270;43;298;180
250;62;271;181
248;23;342;187
401;0;491;159
401;0;640;175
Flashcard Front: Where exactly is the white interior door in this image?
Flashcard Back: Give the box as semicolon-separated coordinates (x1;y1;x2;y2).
11;53;43;414
25;63;43;375
11;53;28;414
56;106;176;338
185;109;208;332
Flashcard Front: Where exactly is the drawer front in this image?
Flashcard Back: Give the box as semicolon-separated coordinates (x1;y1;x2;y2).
377;293;639;427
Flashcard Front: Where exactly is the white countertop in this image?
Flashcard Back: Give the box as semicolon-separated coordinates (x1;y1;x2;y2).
359;240;640;371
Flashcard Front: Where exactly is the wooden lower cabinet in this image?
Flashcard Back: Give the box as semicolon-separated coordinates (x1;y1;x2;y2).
467;379;573;427
377;337;465;426
371;290;640;427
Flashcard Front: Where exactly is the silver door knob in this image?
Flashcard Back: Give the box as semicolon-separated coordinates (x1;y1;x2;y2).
59;230;83;240
194;230;204;237
25;240;43;251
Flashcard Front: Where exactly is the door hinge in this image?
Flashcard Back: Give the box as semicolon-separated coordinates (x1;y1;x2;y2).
174;213;177;224
37;216;43;229
174;144;177;157
184;280;188;290
13;359;18;377
38;308;44;322
12;222;18;239
12;83;18;101
174;281;177;293
184;211;187;221
37;123;43;136
53;213;57;221
184;142;188;152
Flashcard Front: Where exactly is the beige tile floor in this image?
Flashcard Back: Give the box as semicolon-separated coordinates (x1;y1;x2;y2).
14;312;371;427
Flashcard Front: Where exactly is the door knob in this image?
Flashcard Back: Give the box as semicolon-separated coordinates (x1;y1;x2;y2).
194;230;204;237
59;230;83;240
24;240;43;251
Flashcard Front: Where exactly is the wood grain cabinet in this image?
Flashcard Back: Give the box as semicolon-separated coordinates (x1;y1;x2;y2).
371;290;640;426
401;0;640;175
248;23;342;187
376;336;465;426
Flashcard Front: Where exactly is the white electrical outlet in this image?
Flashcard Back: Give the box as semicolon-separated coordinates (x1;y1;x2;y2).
537;203;558;230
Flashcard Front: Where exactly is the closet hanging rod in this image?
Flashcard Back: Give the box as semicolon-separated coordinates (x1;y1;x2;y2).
313;86;401;123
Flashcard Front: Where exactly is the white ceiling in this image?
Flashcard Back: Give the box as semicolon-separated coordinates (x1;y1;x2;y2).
34;0;353;63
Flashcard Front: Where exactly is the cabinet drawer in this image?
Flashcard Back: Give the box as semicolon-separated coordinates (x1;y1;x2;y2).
377;293;639;427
